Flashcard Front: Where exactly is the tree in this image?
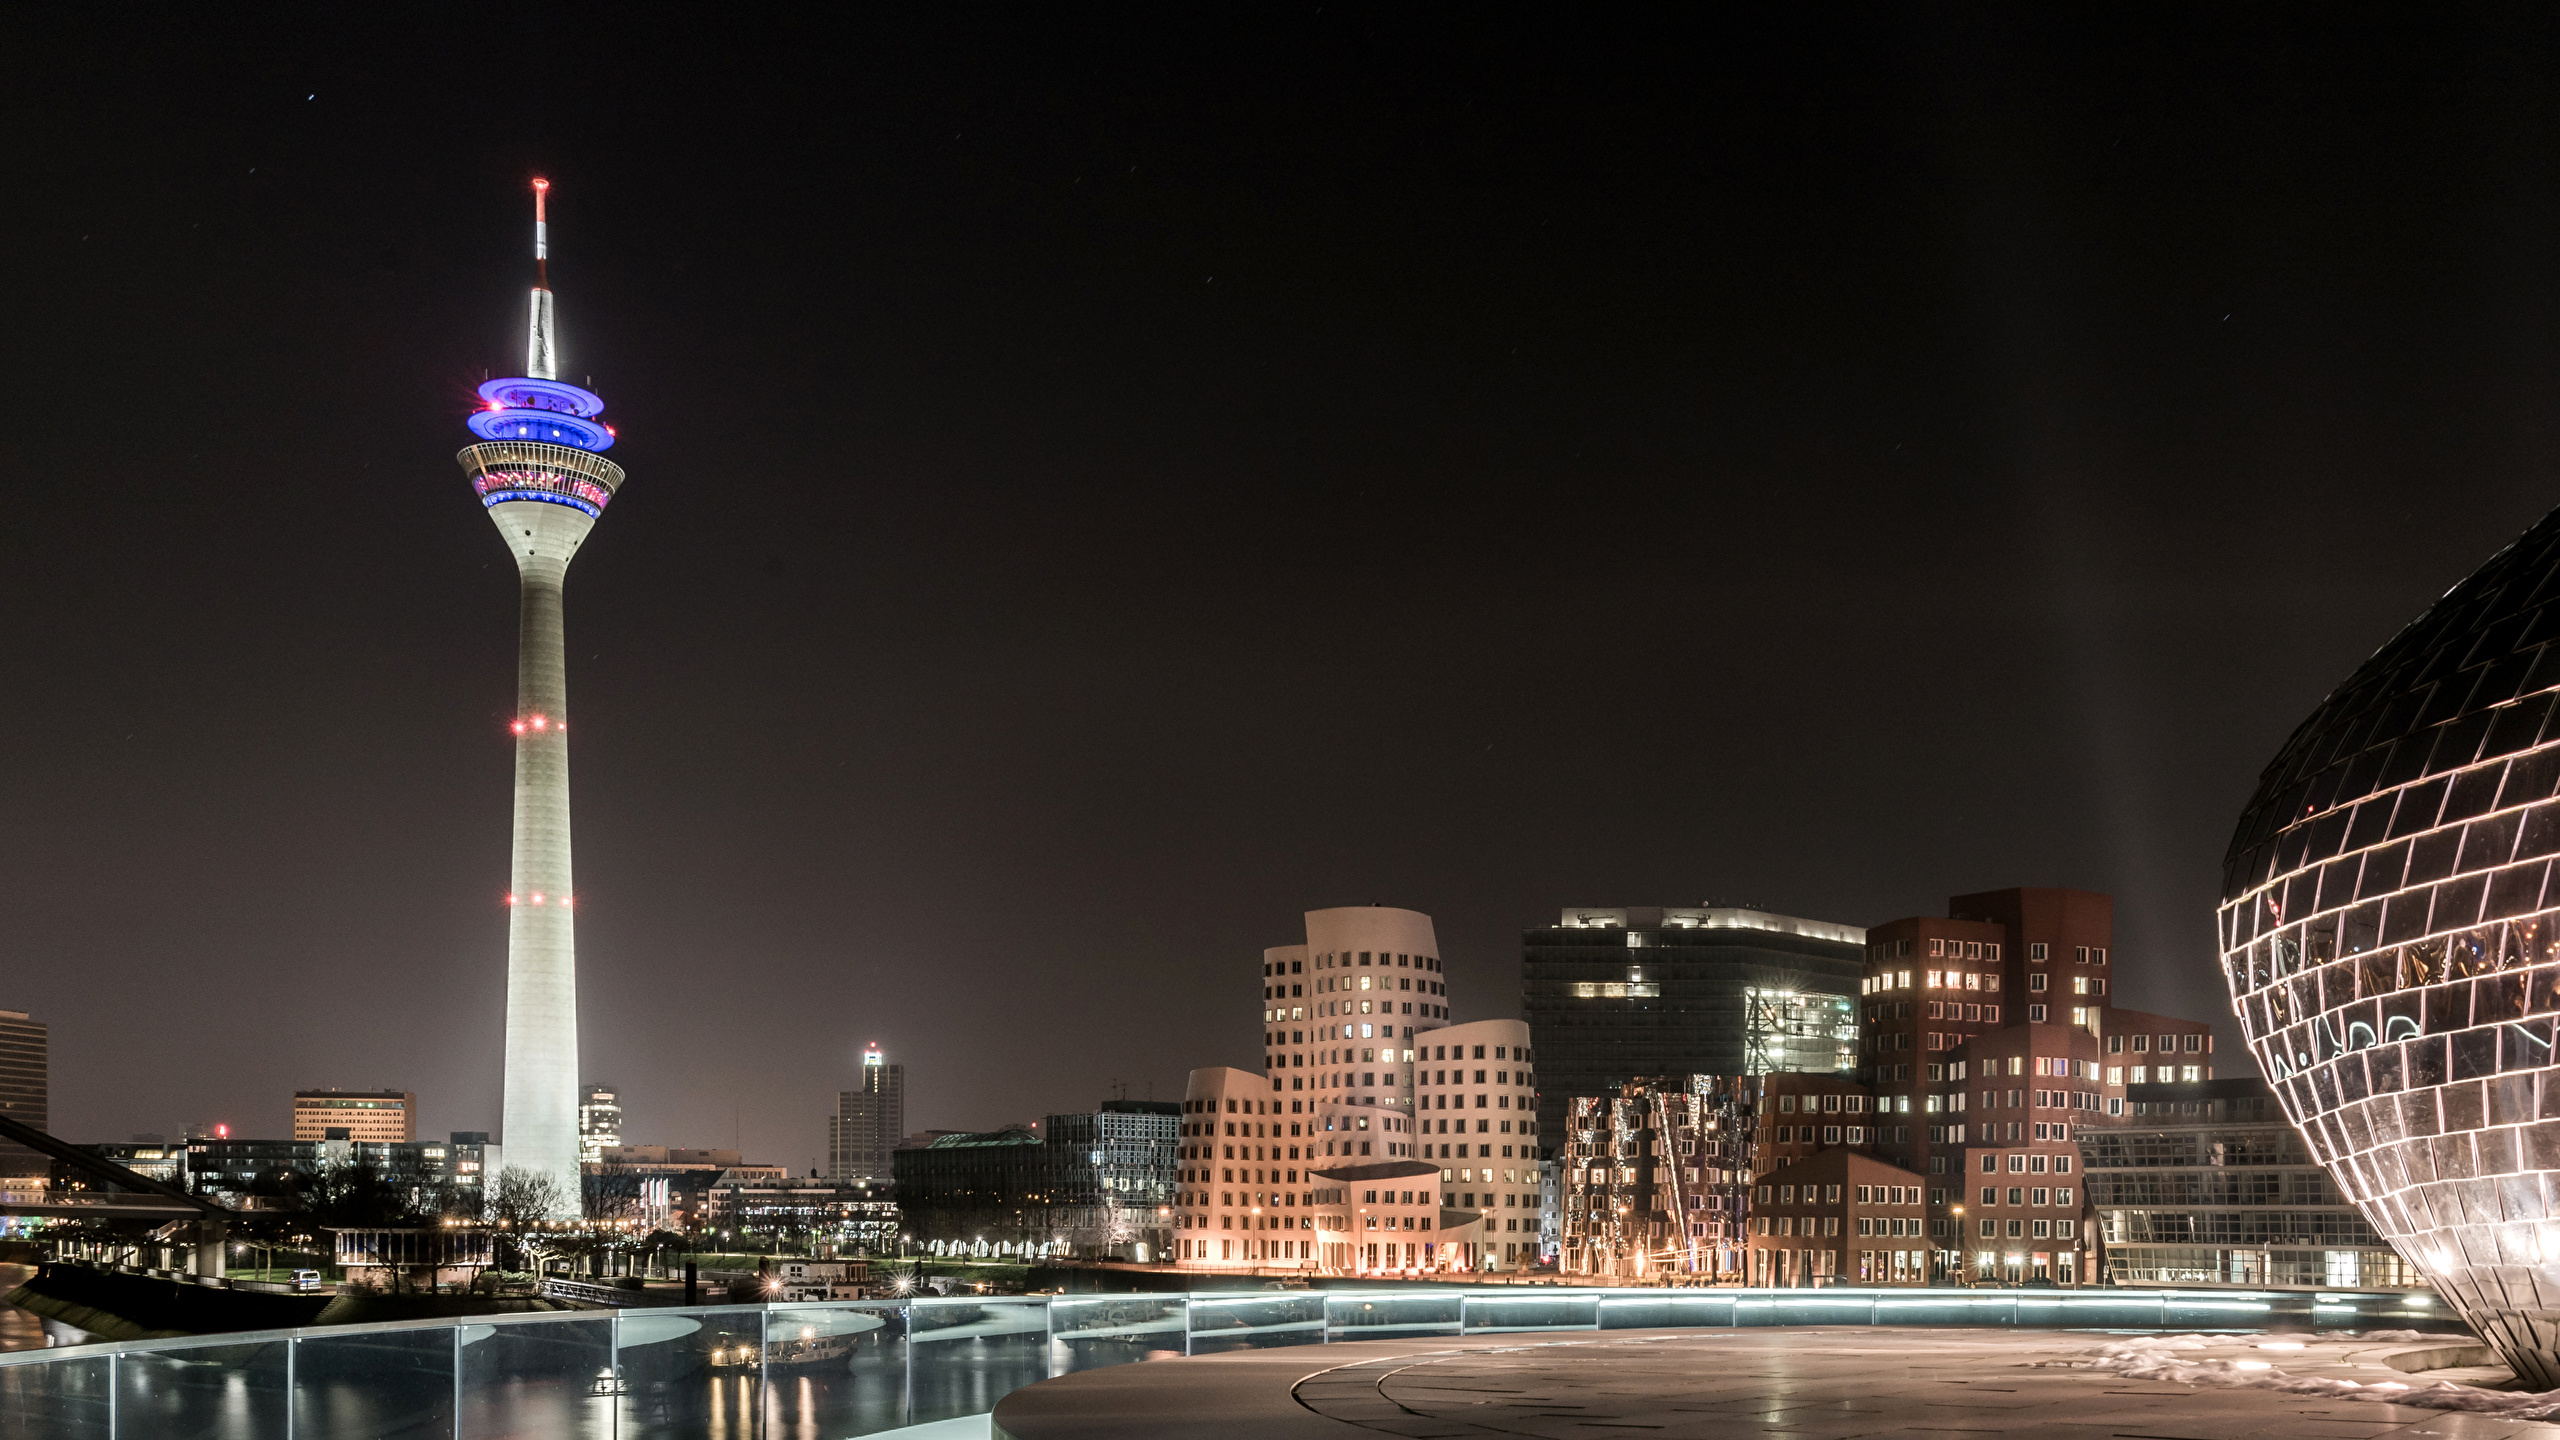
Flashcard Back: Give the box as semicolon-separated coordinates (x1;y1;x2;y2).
582;1168;646;1225
488;1166;568;1275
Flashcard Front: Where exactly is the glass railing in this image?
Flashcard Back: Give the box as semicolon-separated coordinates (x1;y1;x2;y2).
0;1286;2443;1438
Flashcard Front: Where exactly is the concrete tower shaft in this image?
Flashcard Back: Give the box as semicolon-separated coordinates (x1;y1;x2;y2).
496;491;583;1209
459;452;620;1214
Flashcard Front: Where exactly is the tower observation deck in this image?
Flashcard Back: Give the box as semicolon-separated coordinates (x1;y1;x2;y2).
456;179;623;1215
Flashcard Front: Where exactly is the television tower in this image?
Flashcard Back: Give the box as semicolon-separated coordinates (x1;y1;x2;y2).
456;178;624;1213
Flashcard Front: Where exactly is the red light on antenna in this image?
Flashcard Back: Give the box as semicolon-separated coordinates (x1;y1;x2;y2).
510;721;526;734
216;1124;228;1139
532;178;550;192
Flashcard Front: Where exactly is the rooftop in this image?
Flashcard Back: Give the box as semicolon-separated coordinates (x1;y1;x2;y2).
1548;906;1865;946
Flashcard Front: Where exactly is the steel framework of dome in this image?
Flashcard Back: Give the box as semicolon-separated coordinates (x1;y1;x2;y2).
2221;507;2560;1385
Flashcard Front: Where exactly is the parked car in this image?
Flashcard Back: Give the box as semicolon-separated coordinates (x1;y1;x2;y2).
291;1270;325;1292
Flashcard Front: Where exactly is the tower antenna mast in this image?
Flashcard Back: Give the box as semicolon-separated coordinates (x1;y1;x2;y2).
527;178;557;380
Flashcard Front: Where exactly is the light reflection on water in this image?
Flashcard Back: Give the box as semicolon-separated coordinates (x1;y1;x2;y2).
0;1288;2457;1438
0;1264;52;1354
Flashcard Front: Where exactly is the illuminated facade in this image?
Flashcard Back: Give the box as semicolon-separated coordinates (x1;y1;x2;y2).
291;1089;416;1144
2082;1077;2409;1288
2220;512;2560;1384
1523;907;1865;1147
1173;908;1527;1274
1855;889;2216;1285
578;1084;621;1165
457;180;626;1214
1560;1074;1760;1280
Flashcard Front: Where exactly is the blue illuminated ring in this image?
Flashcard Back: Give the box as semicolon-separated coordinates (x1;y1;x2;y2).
467;409;615;451
479;489;603;519
476;377;605;418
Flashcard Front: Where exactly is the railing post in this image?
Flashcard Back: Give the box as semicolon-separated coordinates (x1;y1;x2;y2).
453;1321;463;1440
105;1351;116;1440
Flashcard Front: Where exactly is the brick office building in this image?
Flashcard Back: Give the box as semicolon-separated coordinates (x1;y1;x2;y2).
1559;888;2227;1287
1847;888;2219;1284
1745;1148;1931;1286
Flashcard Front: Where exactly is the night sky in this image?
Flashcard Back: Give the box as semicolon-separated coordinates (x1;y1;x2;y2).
9;11;2560;1171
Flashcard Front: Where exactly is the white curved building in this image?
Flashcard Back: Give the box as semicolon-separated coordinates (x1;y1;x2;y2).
1175;907;1540;1274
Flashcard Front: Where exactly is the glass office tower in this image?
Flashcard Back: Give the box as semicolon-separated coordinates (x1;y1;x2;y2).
1524;907;1863;1154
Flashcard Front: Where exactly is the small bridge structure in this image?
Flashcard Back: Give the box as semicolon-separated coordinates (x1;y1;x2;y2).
0;1111;235;1274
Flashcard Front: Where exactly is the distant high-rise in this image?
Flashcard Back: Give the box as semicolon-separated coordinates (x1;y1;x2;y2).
457;178;627;1214
291;1089;416;1144
579;1084;622;1165
829;1045;905;1185
0;1011;47;1179
1522;907;1865;1148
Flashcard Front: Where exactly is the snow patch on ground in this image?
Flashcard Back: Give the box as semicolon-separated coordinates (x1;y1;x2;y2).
2038;1335;2560;1418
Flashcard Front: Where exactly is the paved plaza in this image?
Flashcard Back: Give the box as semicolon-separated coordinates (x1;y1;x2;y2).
993;1326;2560;1440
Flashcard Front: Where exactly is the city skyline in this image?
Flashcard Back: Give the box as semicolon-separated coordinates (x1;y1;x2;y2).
17;12;2560;1165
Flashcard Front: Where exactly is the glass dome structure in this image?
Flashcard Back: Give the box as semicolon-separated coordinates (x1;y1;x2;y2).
2221;508;2560;1384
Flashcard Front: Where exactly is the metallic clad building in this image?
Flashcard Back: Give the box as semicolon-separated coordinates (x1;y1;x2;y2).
1559;1074;1760;1281
2220;511;2560;1383
458;179;625;1213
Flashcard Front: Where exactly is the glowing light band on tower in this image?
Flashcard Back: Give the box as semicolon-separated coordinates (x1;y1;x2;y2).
455;178;625;1215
